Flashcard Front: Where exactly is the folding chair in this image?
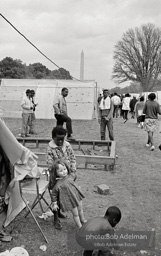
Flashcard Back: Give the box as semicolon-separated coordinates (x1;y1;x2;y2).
13;173;52;243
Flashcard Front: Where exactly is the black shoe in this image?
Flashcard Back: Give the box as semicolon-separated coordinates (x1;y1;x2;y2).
54;220;62;230
67;135;75;141
159;144;161;150
58;211;68;218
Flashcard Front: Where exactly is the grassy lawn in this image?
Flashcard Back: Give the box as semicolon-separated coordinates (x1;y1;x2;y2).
1;116;161;256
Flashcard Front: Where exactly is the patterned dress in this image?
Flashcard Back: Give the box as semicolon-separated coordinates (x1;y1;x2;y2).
50;174;85;212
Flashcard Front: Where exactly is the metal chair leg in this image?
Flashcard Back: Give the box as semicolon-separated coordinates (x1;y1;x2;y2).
11;181;49;243
18;196;49;243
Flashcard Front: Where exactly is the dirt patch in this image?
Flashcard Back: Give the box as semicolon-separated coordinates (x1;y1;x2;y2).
1;117;161;256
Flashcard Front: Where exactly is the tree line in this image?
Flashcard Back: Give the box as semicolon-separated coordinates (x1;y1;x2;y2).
0;57;72;79
110;80;161;95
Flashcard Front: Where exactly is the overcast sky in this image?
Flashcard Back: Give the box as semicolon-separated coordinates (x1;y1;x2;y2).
1;0;161;89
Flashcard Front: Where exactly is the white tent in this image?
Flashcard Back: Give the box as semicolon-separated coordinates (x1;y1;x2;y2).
0;118;42;227
0;79;97;120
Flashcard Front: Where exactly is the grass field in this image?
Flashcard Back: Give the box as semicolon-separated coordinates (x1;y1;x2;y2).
1;116;161;256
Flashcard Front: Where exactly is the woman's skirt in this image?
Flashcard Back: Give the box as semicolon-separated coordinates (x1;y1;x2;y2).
144;118;158;132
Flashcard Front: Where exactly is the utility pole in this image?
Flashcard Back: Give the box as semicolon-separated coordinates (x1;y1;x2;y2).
80;50;84;81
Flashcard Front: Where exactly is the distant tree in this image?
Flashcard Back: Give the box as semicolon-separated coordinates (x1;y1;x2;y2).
51;68;72;79
29;63;50;79
112;23;161;92
0;57;25;78
0;57;73;80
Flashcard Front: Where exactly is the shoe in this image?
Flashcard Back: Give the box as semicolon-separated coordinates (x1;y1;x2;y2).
54;220;62;230
137;124;141;128
159;145;161;150
81;219;87;224
58;211;68;218
150;146;155;151
146;143;150;147
25;134;30;137
67;135;75;141
124;120;127;123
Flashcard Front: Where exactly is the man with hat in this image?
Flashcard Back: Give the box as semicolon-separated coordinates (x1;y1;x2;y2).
20;89;33;137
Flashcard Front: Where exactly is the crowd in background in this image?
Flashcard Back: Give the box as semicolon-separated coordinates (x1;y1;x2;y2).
98;90;161;151
98;90;146;124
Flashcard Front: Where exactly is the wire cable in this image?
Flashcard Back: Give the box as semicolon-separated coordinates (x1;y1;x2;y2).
0;13;84;82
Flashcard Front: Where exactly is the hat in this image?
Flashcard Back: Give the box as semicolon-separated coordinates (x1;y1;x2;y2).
26;89;30;94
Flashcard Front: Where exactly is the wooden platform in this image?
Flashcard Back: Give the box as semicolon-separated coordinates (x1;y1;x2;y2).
16;137;116;171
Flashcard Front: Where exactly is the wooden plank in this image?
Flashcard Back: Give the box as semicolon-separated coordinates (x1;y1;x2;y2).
16;137;111;146
35;153;115;168
110;141;116;158
16;137;51;145
75;155;115;166
16;138;112;153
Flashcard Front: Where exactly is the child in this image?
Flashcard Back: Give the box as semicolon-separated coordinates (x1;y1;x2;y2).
50;159;86;229
76;206;121;256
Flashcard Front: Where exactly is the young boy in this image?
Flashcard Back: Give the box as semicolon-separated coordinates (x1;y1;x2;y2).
75;206;121;256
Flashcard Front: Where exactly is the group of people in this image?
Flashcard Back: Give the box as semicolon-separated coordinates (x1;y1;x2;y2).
19;86;161;254
97;90;137;141
21;87;75;140
46;125;122;256
98;91;136;124
20;89;37;137
98;89;161;151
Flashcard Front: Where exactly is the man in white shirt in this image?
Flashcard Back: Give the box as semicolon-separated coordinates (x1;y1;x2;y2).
28;90;38;135
20;89;33;137
111;92;121;118
53;88;74;140
98;89;114;140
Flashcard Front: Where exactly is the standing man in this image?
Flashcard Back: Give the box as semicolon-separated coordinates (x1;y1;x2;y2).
53;87;74;140
20;89;33;137
130;96;137;119
111;92;121;118
28;89;38;135
98;89;114;141
47;126;77;229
